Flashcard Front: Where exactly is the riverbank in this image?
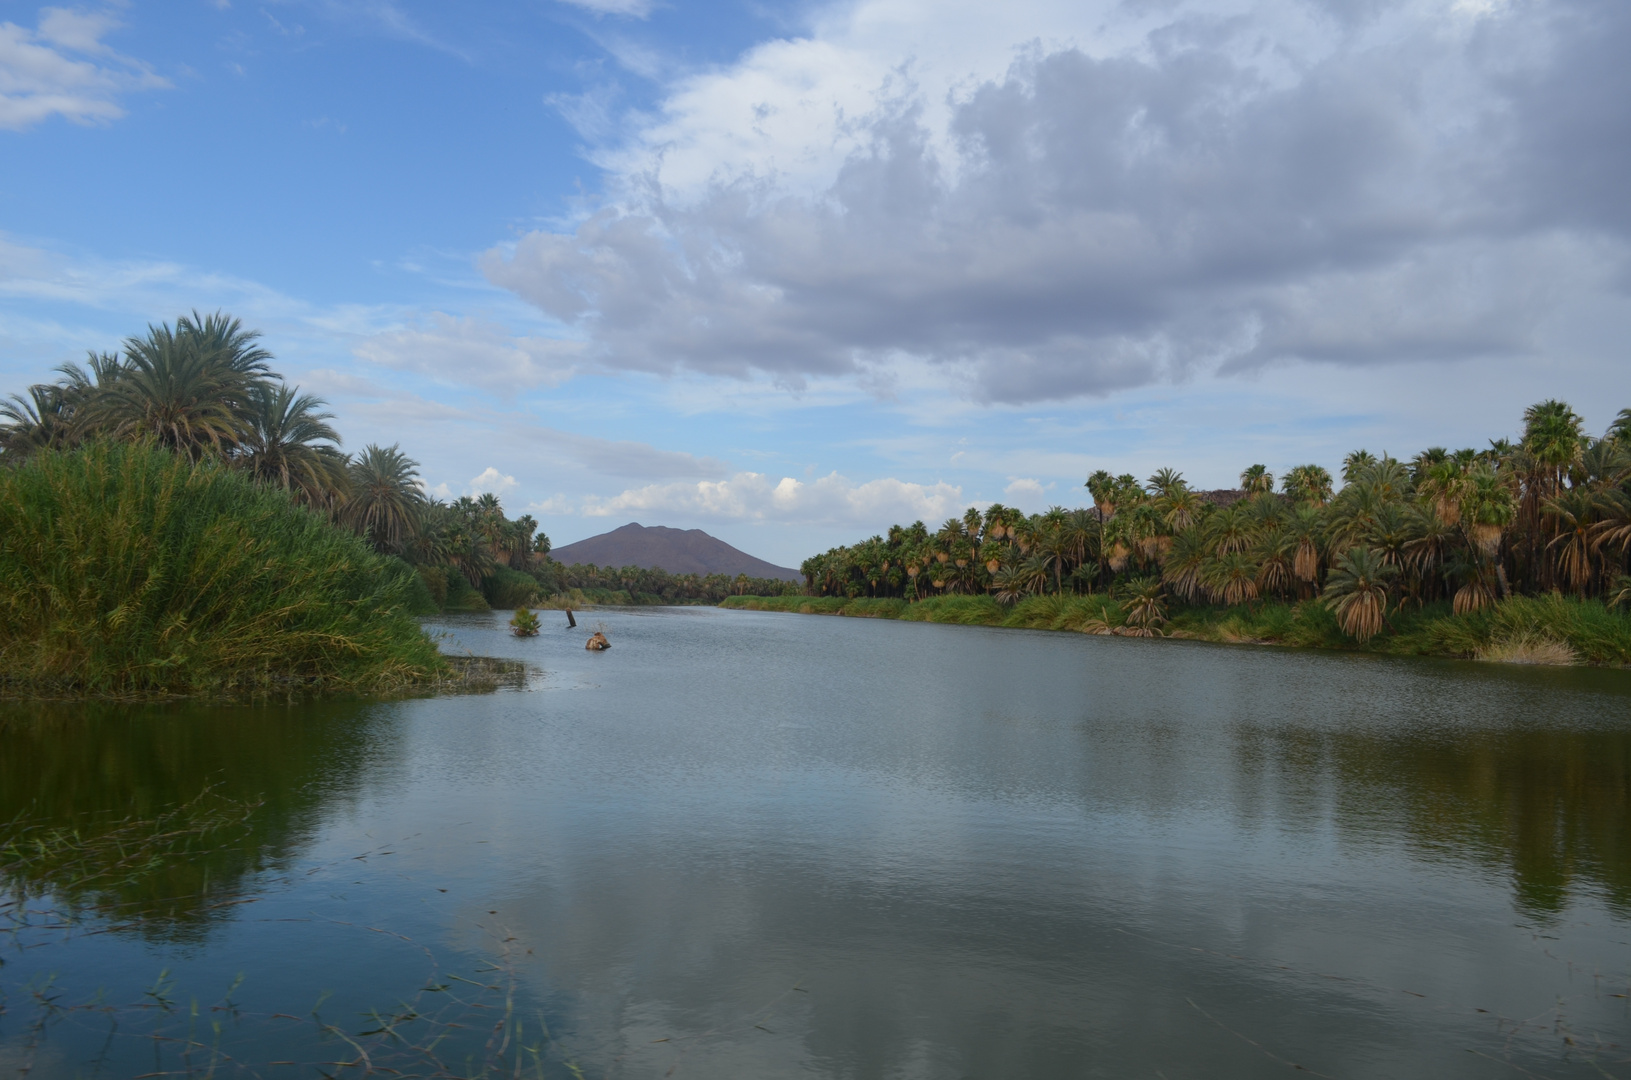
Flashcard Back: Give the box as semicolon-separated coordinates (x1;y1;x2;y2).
720;593;1631;666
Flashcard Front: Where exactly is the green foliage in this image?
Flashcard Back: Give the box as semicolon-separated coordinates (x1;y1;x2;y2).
545;561;800;605
415;564;449;609
389;557;439;616
483;566;541;608
0;442;446;697
441;570;490;611
509;607;541;637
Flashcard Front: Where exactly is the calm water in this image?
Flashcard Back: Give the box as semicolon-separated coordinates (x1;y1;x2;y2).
2;607;1629;1078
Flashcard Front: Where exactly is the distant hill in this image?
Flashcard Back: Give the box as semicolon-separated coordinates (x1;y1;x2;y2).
548;523;801;581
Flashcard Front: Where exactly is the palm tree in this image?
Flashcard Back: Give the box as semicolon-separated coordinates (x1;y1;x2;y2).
1239;464;1274;494
1544;488;1602;597
1462;465;1514;559
1322;547;1396;642
1342;450;1377;483
0;384;74;460
1085;469;1115;519
1116;577;1167;637
342;444;425;554
1282;464;1334;505
1287;505;1324;590
238;382;348;506
1160;527;1209;603
1253;526;1296;600
1206;505;1252;556
98;319;262;458
1146;467;1186;500
1205;550;1260;605
510;515;539;569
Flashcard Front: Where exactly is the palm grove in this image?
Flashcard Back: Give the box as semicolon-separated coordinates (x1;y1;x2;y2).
793;401;1631;648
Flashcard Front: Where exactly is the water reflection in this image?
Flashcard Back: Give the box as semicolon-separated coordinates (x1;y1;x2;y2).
0;698;382;937
1;610;1627;1079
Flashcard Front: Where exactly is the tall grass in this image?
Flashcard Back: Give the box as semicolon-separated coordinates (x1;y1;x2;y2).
0;441;447;697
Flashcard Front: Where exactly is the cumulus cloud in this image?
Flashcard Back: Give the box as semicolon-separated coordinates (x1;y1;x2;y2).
468;466;519;495
352;313;581;392
581;471;964;526
0;7;168;130
484;0;1631;405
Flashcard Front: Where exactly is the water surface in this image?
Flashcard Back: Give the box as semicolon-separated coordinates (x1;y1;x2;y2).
3;607;1629;1077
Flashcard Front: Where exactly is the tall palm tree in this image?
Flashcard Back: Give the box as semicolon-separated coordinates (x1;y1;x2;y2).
1544;488;1603;597
238;382;348;506
1288;505;1324;590
98;319;261;458
1160;527;1209;603
1146;467;1186;500
1282;464;1334;506
1253;526;1296;600
1239;464;1274;494
342;444;425;554
1322;547;1396;642
1342;450;1377;483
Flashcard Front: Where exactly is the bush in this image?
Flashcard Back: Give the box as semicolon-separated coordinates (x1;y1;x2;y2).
0;442;446;697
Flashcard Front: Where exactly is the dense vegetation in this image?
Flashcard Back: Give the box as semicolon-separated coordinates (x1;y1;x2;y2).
784;401;1631;662
0;311;802;637
0;442;445;696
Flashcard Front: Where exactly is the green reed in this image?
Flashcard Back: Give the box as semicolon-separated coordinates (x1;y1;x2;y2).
0;441;449;698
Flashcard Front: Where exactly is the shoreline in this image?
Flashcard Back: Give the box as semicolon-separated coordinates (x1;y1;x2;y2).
719;593;1631;668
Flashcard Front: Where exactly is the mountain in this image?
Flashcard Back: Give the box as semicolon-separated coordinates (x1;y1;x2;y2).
547;523;801;581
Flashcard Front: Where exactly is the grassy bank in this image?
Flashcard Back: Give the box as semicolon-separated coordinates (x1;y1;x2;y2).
721;593;1631;666
0;442;453;698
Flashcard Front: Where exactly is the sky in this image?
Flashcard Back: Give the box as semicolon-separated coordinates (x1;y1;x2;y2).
1;0;1628;567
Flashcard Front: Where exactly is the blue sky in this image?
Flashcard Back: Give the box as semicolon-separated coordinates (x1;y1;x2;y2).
3;0;1628;567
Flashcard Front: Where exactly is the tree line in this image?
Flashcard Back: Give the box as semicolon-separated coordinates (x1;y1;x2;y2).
798;401;1631;640
0;312;799;610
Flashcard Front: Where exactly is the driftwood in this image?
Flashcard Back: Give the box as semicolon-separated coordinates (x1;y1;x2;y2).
585;631;611;651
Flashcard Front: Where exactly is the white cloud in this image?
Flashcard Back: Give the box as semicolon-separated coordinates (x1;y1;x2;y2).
581;470;964;527
1004;478;1044;498
469;467;519;495
555;0;654;18
352;313;581;392
486;0;1631;406
0;7;168;130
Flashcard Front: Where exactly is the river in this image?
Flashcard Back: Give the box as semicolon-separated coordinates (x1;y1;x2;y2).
2;606;1628;1078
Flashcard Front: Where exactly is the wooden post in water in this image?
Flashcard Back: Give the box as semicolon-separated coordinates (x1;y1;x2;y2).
565;608;577;628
